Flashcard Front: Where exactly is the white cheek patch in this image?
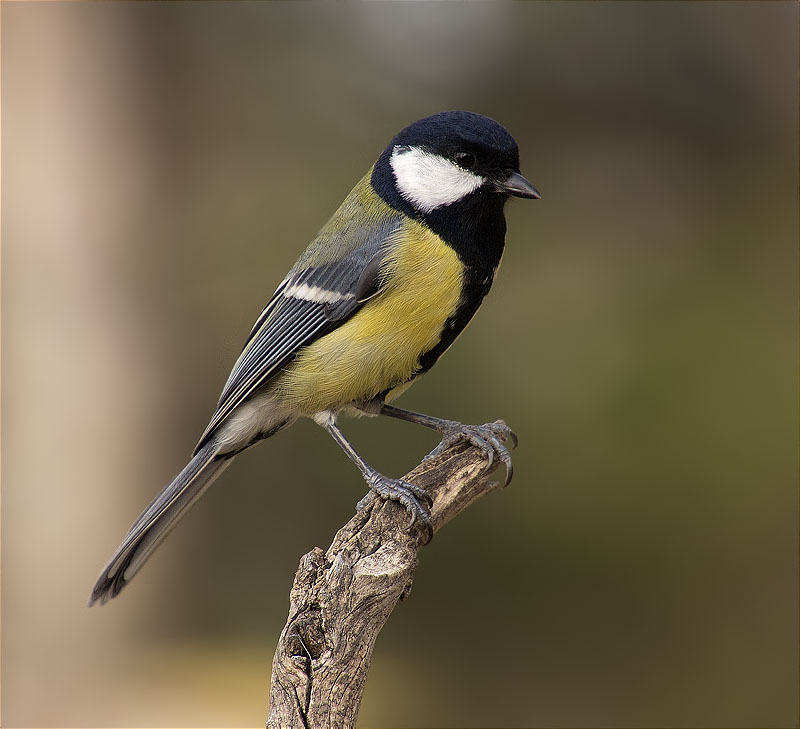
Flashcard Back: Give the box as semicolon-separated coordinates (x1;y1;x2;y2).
390;145;485;213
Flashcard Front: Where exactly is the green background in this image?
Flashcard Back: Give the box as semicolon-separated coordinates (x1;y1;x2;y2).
3;2;797;727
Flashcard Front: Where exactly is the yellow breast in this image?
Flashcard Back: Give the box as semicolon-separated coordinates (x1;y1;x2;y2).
270;221;464;415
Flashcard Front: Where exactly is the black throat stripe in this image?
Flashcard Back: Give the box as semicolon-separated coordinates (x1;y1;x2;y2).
370;164;509;378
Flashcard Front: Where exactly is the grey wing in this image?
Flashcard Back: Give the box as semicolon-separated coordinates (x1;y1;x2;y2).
194;237;393;453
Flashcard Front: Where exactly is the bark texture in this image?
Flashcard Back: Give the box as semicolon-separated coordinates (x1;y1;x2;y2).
267;422;513;729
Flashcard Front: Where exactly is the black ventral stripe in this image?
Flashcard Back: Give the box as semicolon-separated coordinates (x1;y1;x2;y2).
371;165;509;379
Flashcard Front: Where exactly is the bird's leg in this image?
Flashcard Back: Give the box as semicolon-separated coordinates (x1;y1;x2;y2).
316;412;433;543
378;404;517;486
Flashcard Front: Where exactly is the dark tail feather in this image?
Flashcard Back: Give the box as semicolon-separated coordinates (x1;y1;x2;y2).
89;441;231;606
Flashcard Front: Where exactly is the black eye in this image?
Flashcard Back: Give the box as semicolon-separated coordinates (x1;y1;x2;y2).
454;151;476;169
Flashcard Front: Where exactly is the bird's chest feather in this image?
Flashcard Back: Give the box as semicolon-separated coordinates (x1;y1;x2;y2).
367;223;466;348
271;223;464;413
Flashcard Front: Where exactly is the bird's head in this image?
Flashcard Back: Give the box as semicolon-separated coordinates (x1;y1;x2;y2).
372;111;539;216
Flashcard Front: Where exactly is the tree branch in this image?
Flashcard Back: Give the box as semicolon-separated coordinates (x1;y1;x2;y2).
266;422;514;729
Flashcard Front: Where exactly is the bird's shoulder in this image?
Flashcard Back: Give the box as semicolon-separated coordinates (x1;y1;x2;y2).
293;171;404;270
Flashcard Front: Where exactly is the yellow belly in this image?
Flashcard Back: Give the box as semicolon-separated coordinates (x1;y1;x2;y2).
270;222;464;415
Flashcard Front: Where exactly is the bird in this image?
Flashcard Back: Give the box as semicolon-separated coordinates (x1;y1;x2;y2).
89;110;539;606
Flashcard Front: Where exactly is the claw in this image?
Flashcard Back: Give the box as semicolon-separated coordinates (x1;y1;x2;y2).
402;479;434;508
429;421;516;487
495;440;514;486
364;474;433;544
483;440;495;469
507;428;519;450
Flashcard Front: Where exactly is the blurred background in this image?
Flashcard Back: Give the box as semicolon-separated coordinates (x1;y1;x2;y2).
2;2;797;727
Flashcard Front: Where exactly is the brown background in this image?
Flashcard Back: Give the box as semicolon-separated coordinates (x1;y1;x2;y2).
3;2;798;727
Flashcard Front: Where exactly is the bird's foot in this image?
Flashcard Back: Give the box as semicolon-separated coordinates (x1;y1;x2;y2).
358;474;434;544
425;420;517;486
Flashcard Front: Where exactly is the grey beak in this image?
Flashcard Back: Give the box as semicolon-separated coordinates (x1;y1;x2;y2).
497;171;541;199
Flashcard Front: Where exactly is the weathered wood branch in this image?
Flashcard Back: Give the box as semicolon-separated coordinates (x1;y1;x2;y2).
266;422;514;729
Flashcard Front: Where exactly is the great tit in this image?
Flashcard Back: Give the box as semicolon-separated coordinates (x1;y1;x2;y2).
90;110;539;606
